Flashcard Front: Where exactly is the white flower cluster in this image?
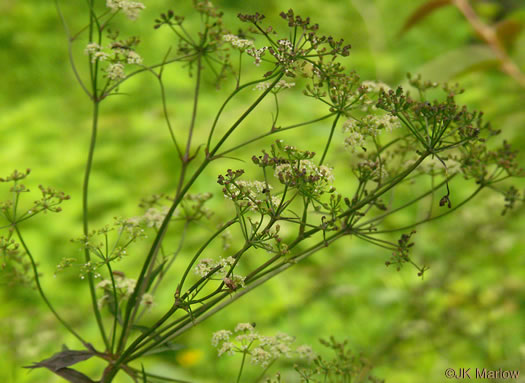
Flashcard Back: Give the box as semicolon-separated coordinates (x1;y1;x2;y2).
125;50;142;64
107;63;125;80
277;39;293;51
358;81;394;113
211;329;232;347
223;180;280;212
225;180;269;200
84;42;143;82
79;261;102;280
356;159;389;182
274;160;335;191
140;292;154;307
269;39;296;75
222;34;254;50
221;230;232;250
194;257;245;289
97;277;136;297
142;207;168;228
343;113;401;152
361;80;391;93
344;131;365;149
185;192;213;202
246;47;267;66
126;206;169;230
84;43;109;62
296;344;316;360
211;323;316;367
177;192;214;220
109;43;144;65
106;0;146;20
96;276;154;309
373;114;401;132
253;79;295;91
194;256;233;277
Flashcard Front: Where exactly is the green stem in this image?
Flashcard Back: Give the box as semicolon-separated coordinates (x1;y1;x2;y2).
102;53;197;98
184;54;202;162
107;71;284;382
373;185;484;234
319;113;341;165
177;219;236;293
206;72;281;153
217;113;335;158
106;261;119;354
287;151;430;251
209;72;284;157
14;226;88;346
106;304;179;378
84;101;110;349
158;73;183;158
128;231;346;361
354;174;456;229
254;359;276;382
55;0;92;99
236;352;248;383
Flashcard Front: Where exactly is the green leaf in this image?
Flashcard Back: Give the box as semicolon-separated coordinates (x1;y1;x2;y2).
400;0;452;35
411;45;497;82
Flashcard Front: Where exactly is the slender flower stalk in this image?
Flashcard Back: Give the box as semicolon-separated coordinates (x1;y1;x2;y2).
3;3;521;383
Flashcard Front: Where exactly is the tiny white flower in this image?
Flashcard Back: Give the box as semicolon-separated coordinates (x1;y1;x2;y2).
235;323;255;333
246;47;267;66
218;341;235;356
221;230;232;250
222;34;254;50
140;293;154;307
92;51;109;63
96;279;112;289
117;278;137;297
296;344;316;361
236;332;260;344
106;0;145;20
253;79;295;91
194;258;217;277
361;80;391;93
344;131;365;151
106;63;126;81
126;50;143;64
277;39;293;51
231;274;246;289
219;256;236;268
84;43;102;55
269;342;292;358
250;347;273;367
212;330;232;346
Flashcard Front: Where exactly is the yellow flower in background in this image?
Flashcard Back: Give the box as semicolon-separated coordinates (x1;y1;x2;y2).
176;349;203;367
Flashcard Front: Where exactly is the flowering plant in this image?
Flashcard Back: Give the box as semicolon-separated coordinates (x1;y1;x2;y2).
1;1;523;382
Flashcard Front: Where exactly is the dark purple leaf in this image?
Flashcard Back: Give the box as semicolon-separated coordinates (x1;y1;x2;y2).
54;368;96;383
24;348;94;371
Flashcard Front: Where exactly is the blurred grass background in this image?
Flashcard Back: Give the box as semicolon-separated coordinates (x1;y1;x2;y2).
1;0;525;382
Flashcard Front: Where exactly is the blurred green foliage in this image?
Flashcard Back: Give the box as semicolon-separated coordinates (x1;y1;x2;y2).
1;0;525;382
